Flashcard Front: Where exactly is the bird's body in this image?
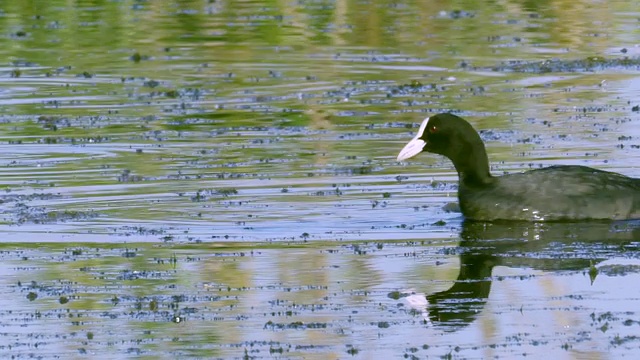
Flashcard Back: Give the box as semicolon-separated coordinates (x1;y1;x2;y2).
397;113;640;222
459;165;640;221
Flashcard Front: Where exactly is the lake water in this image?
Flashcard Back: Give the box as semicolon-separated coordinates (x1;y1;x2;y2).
0;0;640;358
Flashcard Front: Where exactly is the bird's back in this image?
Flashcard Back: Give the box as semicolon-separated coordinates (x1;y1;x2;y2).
459;165;640;221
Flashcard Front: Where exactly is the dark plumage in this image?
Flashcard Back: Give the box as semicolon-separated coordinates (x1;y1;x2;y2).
397;113;640;221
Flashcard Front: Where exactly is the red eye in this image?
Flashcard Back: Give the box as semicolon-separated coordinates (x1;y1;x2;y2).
429;126;438;134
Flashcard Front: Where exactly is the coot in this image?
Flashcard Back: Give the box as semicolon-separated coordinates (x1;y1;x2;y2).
397;113;640;221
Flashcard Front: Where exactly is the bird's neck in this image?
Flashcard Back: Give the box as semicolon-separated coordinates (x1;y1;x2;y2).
454;147;493;187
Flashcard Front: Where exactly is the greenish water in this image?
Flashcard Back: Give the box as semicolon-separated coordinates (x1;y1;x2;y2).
0;0;640;358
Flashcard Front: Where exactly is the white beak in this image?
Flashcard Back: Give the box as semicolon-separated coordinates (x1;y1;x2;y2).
397;117;430;161
397;137;426;161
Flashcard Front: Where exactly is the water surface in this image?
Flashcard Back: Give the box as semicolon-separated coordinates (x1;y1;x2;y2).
0;0;640;358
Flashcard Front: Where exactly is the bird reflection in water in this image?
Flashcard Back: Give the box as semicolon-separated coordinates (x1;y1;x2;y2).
421;220;640;331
